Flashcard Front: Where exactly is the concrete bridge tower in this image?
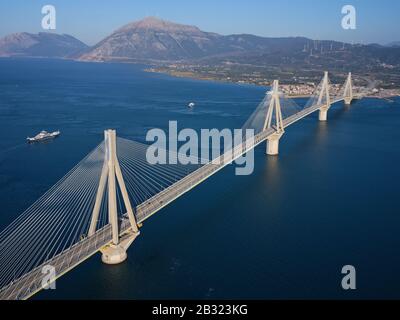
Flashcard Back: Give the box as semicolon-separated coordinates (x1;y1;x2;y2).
263;80;285;155
344;72;353;105
88;130;140;264
318;71;331;121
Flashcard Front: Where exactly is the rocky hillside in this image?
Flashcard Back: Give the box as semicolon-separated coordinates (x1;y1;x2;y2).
80;17;224;61
1;18;399;78
0;32;88;58
79;17;400;69
79;17;314;62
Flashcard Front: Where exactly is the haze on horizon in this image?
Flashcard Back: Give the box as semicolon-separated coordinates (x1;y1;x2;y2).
0;0;399;46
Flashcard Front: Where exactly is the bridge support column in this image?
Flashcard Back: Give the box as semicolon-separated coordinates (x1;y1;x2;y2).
343;72;353;105
266;133;283;155
318;106;329;121
89;129;140;265
101;244;128;264
317;71;331;122
101;230;139;264
263;80;285;156
344;97;352;105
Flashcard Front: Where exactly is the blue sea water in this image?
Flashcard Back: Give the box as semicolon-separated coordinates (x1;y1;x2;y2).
0;58;399;299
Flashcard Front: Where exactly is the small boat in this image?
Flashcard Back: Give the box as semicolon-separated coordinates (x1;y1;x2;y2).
188;102;195;108
27;130;60;143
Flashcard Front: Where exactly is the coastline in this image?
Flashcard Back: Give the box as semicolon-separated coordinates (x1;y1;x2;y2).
144;67;400;99
143;67;266;88
144;67;266;86
1;57;398;99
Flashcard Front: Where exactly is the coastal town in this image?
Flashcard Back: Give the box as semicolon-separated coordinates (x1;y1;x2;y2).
146;65;400;99
280;84;398;99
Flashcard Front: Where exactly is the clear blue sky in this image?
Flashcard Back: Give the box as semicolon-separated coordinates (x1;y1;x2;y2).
0;0;399;45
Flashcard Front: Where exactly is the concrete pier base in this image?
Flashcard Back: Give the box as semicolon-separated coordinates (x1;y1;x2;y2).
101;244;127;264
101;229;140;265
266;133;283;155
319;107;328;121
344;97;352;105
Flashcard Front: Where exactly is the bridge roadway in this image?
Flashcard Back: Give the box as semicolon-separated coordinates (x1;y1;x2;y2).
0;98;346;300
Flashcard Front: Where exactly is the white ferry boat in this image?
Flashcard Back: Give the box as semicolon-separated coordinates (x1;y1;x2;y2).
27;130;60;143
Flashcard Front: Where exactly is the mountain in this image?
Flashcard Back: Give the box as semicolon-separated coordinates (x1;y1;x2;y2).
1;18;399;85
387;41;400;48
0;32;88;58
79;17;314;62
80;17;226;61
79;17;400;70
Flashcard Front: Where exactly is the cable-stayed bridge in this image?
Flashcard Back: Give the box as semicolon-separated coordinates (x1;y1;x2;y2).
0;72;367;300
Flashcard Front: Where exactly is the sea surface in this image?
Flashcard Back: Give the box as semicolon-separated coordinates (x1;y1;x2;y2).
0;58;399;299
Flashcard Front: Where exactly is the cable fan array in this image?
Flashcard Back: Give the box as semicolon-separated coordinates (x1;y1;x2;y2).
242;88;305;135
116;137;204;208
0;139;205;290
0;143;105;289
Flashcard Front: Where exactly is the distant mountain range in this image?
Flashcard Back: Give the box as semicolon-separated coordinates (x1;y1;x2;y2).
1;17;399;69
387;41;400;48
0;32;88;58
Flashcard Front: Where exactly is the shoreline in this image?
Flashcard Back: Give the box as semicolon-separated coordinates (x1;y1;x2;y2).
145;68;400;100
1;57;398;99
144;67;266;88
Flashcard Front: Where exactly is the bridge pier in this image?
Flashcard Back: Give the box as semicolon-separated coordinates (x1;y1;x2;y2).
266;133;283;155
318;106;329;121
101;229;139;264
263;80;285;156
343;72;353;105
344;97;353;105
317;72;331;122
89;129;140;265
101;244;128;264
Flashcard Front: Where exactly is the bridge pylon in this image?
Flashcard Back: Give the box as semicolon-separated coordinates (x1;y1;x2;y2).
263;80;284;155
318;71;331;121
343;72;353;105
88;129;140;264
